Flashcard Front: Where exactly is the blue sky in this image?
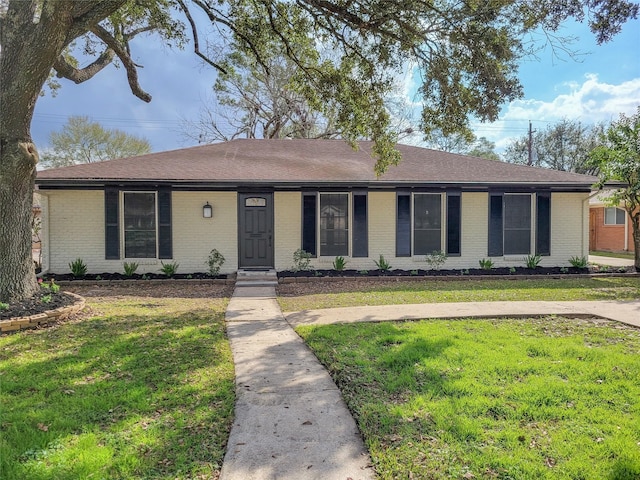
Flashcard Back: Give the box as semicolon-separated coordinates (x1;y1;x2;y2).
31;14;639;155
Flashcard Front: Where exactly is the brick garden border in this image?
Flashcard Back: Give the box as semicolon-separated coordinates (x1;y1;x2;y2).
0;292;86;334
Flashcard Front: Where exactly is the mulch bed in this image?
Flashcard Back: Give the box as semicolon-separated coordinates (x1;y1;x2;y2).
0;290;78;321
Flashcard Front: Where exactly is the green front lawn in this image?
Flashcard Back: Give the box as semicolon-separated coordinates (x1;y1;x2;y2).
591;250;636;260
278;277;640;311
297;317;640;479
0;295;235;480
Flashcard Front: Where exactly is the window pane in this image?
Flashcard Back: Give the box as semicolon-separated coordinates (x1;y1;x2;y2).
605;208;616;225
320;194;348;256
124;192;156;258
504;195;531;255
414;194;441;255
616;208;626;225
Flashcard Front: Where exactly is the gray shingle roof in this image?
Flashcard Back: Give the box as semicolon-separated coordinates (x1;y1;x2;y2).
36;139;598;189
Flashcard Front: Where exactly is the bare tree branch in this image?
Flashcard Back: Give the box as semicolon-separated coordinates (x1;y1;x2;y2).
89;24;151;102
53;49;115;83
175;0;227;73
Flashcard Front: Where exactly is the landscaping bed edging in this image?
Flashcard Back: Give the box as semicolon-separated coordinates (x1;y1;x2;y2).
0;292;86;334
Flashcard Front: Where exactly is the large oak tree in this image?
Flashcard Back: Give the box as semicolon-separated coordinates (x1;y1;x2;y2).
1;0;637;303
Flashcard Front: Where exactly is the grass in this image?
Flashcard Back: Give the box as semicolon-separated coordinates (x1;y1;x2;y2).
591;250;635;260
278;277;640;311
297;317;640;479
0;295;235;480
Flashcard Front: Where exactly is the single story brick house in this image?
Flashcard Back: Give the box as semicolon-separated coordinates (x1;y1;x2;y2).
589;191;636;253
35;139;601;275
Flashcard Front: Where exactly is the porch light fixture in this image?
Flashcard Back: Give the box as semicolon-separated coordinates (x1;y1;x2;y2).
203;202;213;218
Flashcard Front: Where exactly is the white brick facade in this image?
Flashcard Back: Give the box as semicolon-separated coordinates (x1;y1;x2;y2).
40;188;589;274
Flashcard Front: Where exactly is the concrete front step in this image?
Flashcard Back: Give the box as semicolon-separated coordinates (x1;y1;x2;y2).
236;269;278;286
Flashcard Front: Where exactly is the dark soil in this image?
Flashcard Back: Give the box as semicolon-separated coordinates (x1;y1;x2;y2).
277;265;632;278
41;272;227;281
0;290;78;321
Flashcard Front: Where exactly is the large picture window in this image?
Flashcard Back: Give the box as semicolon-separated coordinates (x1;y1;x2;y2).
396;192;459;256
489;193;540;256
320;193;349;256
124;192;157;258
302;192;367;258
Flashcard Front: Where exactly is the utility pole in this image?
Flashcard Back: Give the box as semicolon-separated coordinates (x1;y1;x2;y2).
527;120;535;166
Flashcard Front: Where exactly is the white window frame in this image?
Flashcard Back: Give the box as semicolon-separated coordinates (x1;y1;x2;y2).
604;207;626;225
412;192;445;256
503;193;535;257
121;191;159;259
318;192;351;257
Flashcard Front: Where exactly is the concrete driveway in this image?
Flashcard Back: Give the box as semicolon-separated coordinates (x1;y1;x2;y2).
589;254;635;267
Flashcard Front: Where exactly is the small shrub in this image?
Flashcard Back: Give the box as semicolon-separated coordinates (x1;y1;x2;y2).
374;254;392;272
0;302;8;311
509;266;516;274
40;279;60;293
41;294;52;304
479;258;494;270
123;261;139;277
524;254;542;269
187;274;193;279
410;270;419;276
160;261;179;277
141;274;150;280
69;258;87;277
425;250;447;270
568;255;588;268
292;248;312;272
358;270;369;275
560;267;569;273
95;275;102;281
460;269;469;275
314;270;323;277
207;249;226;276
332;256;347;271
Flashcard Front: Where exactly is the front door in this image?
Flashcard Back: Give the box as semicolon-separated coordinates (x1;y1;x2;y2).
238;193;274;268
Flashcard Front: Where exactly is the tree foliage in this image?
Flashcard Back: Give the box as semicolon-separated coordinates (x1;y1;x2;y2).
589;107;640;270
0;0;638;303
182;53;341;143
41;116;151;169
504;119;604;174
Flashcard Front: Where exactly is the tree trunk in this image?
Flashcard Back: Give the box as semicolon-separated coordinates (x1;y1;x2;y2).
633;215;640;272
0;142;39;303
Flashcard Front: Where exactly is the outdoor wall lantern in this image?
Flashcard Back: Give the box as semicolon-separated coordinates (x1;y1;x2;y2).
203;202;213;218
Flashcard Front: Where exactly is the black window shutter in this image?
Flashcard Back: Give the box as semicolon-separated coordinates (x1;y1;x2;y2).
302;193;317;256
396;193;411;256
488;193;503;256
536;192;551;256
352;193;368;257
158;189;173;259
446;192;461;256
105;188;120;259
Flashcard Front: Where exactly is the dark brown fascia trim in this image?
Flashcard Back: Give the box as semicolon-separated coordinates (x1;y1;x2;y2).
35;179;597;193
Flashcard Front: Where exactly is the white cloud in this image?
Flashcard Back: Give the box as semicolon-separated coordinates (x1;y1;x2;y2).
474;74;640;151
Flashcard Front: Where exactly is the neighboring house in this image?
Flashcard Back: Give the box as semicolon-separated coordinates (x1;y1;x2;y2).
589;191;635;253
35;139;601;275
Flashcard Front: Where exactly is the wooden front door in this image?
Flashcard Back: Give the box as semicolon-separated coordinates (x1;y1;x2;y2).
238;193;274;268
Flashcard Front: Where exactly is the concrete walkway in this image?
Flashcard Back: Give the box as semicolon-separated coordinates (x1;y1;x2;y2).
221;283;639;480
285;300;640;329
220;285;375;480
